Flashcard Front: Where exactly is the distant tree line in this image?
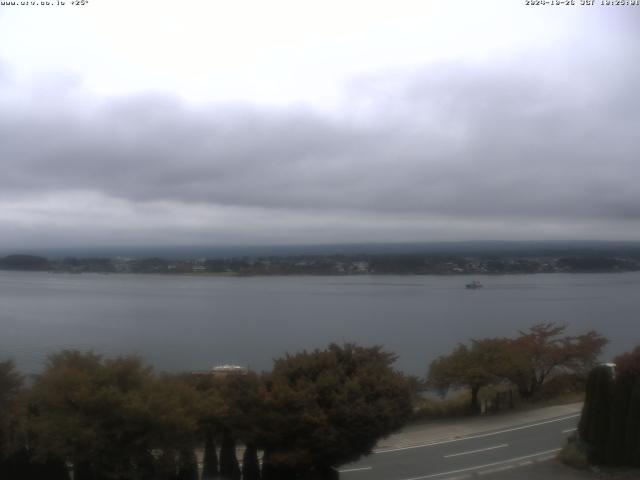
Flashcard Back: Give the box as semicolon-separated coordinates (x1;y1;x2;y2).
0;255;49;271
0;344;414;480
2;253;640;275
427;323;608;414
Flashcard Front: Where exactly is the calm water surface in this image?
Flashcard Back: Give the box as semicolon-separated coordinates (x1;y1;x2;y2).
1;271;638;376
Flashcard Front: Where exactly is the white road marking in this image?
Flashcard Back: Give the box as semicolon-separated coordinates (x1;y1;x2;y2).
398;448;561;480
562;427;577;433
477;464;514;475
375;414;579;454
338;466;373;473
443;443;508;458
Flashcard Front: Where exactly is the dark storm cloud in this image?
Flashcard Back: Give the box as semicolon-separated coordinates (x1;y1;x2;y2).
1;9;640;240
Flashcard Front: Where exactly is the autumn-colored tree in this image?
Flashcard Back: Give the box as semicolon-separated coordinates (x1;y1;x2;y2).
259;343;413;477
28;351;200;480
428;338;512;414
614;345;640;376
507;323;608;399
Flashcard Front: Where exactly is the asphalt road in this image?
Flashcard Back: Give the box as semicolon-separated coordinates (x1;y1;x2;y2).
339;413;580;480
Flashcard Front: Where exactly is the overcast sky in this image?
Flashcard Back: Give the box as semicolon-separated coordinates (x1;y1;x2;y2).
1;0;639;249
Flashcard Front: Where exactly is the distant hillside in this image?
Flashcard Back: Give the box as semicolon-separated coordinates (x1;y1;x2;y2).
8;240;640;260
0;254;49;271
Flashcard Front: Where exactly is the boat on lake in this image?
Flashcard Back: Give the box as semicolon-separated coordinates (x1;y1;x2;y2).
465;280;483;289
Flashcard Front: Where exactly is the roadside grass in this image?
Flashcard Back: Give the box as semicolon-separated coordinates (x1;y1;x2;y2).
411;392;470;422
410;381;584;424
533;390;585;406
557;434;640;479
558;436;590;470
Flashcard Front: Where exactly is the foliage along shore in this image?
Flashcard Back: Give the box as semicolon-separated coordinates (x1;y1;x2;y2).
2;252;640;276
0;343;414;480
2;323;633;479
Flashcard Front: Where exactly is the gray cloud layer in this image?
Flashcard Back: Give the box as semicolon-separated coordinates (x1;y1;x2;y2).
1;10;640;246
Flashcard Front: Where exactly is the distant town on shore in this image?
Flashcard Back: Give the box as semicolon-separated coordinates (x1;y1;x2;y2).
2;242;640;275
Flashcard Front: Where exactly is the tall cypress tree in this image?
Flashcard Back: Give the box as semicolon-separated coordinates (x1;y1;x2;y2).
219;429;241;480
40;455;71;480
578;365;613;464
177;448;199;480
156;450;179;480
136;451;157;480
2;448;35;480
242;444;260;480
74;460;96;480
202;431;219;480
624;376;640;467
260;450;275;480
606;372;635;465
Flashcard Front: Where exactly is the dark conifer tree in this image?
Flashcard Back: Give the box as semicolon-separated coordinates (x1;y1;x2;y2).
136;451;157;480
177;448;199;480
74;460;95;480
624;377;640;466
578;365;613;464
578;366;613;464
2;448;33;480
242;443;260;480
219;429;241;480
260;450;275;480
156;450;179;480
606;372;635;465
202;431;219;480
41;455;71;480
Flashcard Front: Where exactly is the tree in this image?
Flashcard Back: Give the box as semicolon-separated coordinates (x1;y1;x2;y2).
577;346;640;467
201;429;219;480
578;365;614;464
606;367;636;465
217;373;262;480
28;351;200;480
614;345;640;376
428;338;511;414
219;428;241;480
155;449;179;480
0;254;49;271
177;448;199;480
506;323;607;399
259;343;413;477
242;443;261;480
192;371;263;480
2;446;69;480
614;346;640;467
0;360;23;460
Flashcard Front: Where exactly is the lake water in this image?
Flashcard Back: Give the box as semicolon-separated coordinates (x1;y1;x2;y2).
1;271;639;376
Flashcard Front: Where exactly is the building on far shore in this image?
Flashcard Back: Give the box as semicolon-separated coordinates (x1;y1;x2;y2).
192;364;249;378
